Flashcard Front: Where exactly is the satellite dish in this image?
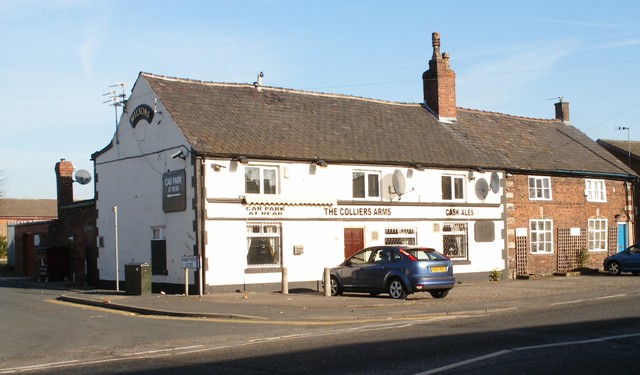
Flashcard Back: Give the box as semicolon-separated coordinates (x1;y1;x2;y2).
392;170;406;196
475;178;489;200
490;172;500;193
74;169;92;185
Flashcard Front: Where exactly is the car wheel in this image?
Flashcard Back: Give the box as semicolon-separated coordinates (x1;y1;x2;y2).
429;290;449;299
330;276;342;296
387;278;407;299
607;261;622;276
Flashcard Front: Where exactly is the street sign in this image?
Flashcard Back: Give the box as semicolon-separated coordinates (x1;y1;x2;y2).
181;255;199;269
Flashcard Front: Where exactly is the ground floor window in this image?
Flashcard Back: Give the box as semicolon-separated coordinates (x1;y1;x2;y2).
443;223;468;260
246;222;281;267
384;227;417;245
530;219;553;254
588;218;607;252
151;226;167;275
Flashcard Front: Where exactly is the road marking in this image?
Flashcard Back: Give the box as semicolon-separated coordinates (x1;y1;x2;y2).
550;299;583;306
596;294;627;299
415;332;640;375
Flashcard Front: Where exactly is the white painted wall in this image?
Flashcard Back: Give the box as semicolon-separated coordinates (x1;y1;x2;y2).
95;79;196;286
203;158;506;287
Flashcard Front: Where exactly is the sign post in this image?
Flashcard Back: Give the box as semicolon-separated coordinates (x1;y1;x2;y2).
181;255;199;296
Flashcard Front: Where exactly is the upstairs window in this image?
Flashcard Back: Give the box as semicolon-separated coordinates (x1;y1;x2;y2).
528;176;552;200
352;171;380;199
585;179;606;202
245;166;278;194
442;175;464;201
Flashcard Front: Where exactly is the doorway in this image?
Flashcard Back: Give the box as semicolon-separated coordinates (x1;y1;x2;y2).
343;228;364;258
617;223;628;253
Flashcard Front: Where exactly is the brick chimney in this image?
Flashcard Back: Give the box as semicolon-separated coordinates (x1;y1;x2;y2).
554;99;570;124
422;32;457;122
55;159;74;210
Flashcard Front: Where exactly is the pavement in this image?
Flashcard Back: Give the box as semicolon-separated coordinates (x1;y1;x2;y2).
3;272;636;323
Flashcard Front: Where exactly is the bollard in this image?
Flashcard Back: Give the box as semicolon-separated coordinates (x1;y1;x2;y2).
282;267;289;295
324;267;331;297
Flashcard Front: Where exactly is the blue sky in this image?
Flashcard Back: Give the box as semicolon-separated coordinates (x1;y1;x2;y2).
2;0;640;200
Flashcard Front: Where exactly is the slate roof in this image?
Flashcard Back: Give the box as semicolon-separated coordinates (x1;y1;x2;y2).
0;199;57;218
141;73;635;178
597;139;640;158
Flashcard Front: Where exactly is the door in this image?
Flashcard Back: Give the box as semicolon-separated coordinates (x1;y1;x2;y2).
340;247;374;289
361;247;394;290
617;223;628;253
344;228;364;258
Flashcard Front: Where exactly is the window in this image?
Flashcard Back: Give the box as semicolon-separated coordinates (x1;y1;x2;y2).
442;223;468;260
372;248;401;263
585;179;606;202
151;226;167;275
530;219;553;253
384;227;417;245
246;222;281;267
245;166;278;194
588;218;607;251
350;248;374;265
352;171;380;198
528;176;551;200
442;175;464;200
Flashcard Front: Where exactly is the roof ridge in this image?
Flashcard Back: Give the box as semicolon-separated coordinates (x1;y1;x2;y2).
458;106;558;122
140;72;420;107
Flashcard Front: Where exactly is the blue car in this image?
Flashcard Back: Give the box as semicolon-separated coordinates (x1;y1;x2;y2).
328;245;455;299
603;244;640;275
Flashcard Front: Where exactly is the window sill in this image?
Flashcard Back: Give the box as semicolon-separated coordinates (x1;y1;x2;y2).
451;260;471;265
245;267;282;274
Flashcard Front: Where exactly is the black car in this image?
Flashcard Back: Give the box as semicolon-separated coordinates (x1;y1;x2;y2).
327;245;455;299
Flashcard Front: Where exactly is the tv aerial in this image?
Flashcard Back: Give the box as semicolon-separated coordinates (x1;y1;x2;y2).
103;82;126;141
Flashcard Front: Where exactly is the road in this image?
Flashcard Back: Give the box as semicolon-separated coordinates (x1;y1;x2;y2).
1;277;639;374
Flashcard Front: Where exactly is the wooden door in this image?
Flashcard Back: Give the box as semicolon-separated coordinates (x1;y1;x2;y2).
343;228;364;259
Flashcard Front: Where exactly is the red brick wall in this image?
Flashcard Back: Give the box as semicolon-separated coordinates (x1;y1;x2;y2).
506;174;630;277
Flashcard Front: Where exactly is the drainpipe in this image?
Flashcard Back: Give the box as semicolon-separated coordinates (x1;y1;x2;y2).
194;154;206;297
625;180;635;245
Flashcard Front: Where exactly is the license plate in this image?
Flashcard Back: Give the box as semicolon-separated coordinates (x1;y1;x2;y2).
430;266;447;273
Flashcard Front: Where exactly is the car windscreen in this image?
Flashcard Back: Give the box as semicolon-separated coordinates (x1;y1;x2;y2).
405;249;447;261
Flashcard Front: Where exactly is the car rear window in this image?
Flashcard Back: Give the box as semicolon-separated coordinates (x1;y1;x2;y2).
405;248;447;261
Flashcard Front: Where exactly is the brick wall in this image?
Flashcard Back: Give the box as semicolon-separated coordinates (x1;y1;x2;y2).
506;174;629;277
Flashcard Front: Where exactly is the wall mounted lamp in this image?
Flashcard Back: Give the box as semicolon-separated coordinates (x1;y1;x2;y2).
468;170;475;181
211;163;226;172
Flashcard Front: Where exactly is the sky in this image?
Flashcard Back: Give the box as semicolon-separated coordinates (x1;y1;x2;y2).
1;0;640;200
